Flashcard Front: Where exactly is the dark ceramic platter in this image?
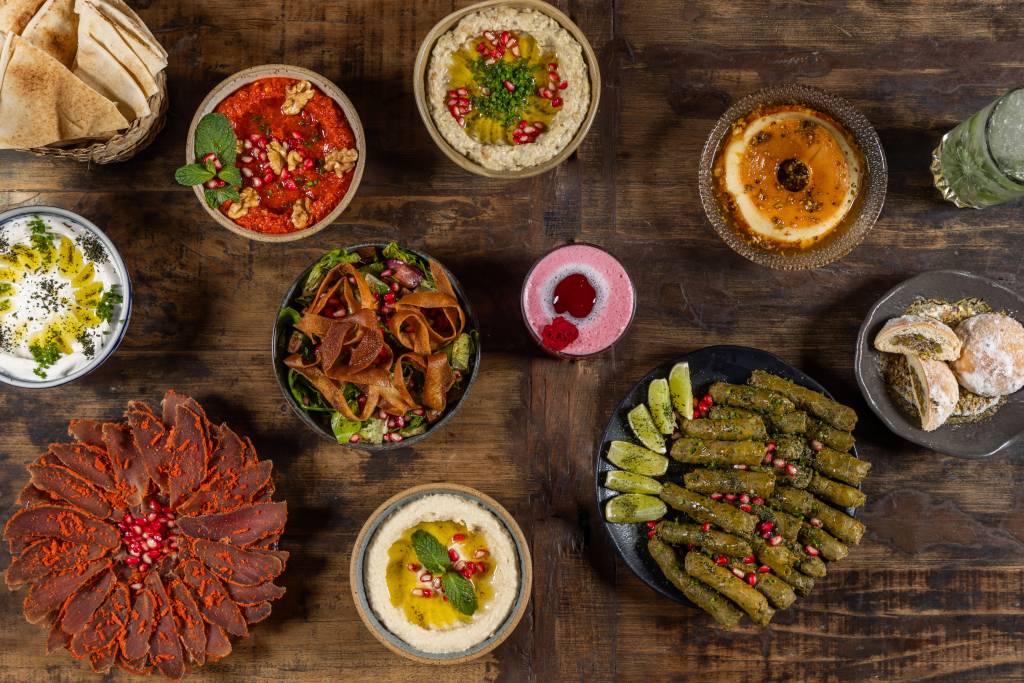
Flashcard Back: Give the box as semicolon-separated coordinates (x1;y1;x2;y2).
855;270;1024;459
595;345;860;605
271;242;481;452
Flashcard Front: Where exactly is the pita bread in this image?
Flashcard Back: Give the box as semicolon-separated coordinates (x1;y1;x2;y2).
77;1;155;97
0;32;127;148
21;0;76;66
0;0;46;34
73;27;147;120
84;0;164;59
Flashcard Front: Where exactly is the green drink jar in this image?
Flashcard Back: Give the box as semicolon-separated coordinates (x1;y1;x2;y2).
931;87;1024;208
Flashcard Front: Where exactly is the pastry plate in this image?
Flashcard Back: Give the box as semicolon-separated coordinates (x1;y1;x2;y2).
854;270;1024;458
350;483;532;664
595;345;861;605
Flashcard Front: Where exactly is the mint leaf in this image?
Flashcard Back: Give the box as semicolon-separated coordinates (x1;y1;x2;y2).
411;530;450;575
441;572;477;616
217;165;242;188
174;163;215;187
194;112;237;165
204;185;241;209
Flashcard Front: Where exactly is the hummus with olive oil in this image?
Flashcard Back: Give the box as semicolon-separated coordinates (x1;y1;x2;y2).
365;494;519;654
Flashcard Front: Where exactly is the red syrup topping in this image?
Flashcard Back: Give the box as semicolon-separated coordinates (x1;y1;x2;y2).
541;316;580;352
552;273;596;318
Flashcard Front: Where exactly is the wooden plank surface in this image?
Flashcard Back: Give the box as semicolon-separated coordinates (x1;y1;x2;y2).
1;0;1023;681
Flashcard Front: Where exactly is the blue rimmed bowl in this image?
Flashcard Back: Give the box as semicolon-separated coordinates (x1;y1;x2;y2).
350;483;532;664
0;206;132;389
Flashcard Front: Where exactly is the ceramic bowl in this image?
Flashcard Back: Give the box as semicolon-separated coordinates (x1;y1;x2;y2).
0;206;132;389
271;242;481;451
350;483;532;664
854;270;1024;458
698;84;887;270
413;0;601;179
185;64;366;243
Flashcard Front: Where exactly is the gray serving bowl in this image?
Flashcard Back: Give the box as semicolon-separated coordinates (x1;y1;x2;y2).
854;270;1024;458
271;243;481;452
698;84;887;270
0;206;132;389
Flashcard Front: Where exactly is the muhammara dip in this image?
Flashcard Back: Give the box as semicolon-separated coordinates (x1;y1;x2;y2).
427;6;590;171
366;493;519;654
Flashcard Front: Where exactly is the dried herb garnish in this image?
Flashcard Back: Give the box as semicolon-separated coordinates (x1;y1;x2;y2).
0;324;11;353
76;233;108;264
77;331;96;359
29;277;64;316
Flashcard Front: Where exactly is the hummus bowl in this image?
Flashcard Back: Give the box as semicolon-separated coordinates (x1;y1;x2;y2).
698;84;887;270
414;0;601;178
0;206;131;389
185;64;366;243
272;242;481;452
351;483;532;664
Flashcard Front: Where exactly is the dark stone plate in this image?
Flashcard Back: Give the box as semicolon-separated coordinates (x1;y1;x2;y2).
854;270;1024;458
594;345;859;605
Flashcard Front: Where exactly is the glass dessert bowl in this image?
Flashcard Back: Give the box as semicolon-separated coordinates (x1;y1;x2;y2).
698;84;887;270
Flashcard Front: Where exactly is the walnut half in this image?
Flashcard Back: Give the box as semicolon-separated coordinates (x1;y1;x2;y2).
290;197;312;230
226;187;260;219
286;149;303;172
323;148;358;177
267;140;287;175
282;80;315;115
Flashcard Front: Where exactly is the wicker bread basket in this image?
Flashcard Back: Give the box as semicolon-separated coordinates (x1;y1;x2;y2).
16;71;168;164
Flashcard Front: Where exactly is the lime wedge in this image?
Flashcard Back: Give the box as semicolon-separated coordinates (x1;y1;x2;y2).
627;404;666;454
669;362;694;421
604;470;663;495
604;494;667;524
606;440;669;476
648;378;676;435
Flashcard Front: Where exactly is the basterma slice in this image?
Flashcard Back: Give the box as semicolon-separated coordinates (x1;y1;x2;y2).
604;493;667;524
648;378;676;435
626;404;666;454
606;441;668;477
669;362;694;421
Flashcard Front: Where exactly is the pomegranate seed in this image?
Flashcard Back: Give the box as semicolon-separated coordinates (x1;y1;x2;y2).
739;503;753;512
484;30;496;41
407;563;420;572
724;494;737;502
432;577;442;589
809;517;823;528
758;565;771;573
687;544;696;551
761;531;773;539
411;588;424;597
547;62;558;71
473;549;489;559
168;542;178;551
476;42;486;54
786;463;798;476
739;494;750;504
349;434;360;444
811;439;824;452
457;87;468;96
733;464;748;470
552;96;564;108
559;80;569;90
249;133;262;142
201;152;217;165
145;539;158;549
391;434;404;443
280;168;291;180
131;582;143;590
138;564;148;573
710;493;723;501
539;87;553;99
773;458;786;469
746;573;758;586
390;281;400;292
759;521;774;532
243;139;253;150
700;523;711;532
510;45;520;57
447;549;459;562
742;555;756;564
125;556;140;566
805;545;820;557
503;80;515;92
242;167;253;178
763;452;774;465
645;521;657;529
714;555;728;566
752;496;765;506
499;30;510;45
766;441;777;453
283;179;298;191
452;534;466;543
419;573;433;583
646;529;656;539
768;535;783;547
142;554;153;565
692;409;701;418
731;567;745;579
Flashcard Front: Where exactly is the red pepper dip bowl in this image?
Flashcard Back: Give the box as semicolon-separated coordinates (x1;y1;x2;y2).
185;65;366;243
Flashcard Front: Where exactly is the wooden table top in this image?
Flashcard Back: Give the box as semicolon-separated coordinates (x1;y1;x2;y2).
1;1;1023;681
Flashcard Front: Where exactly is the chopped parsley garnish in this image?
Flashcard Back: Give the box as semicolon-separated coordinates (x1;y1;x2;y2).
470;58;538;128
76;233;108;264
30;340;62;378
28;217;54;253
96;286;123;323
